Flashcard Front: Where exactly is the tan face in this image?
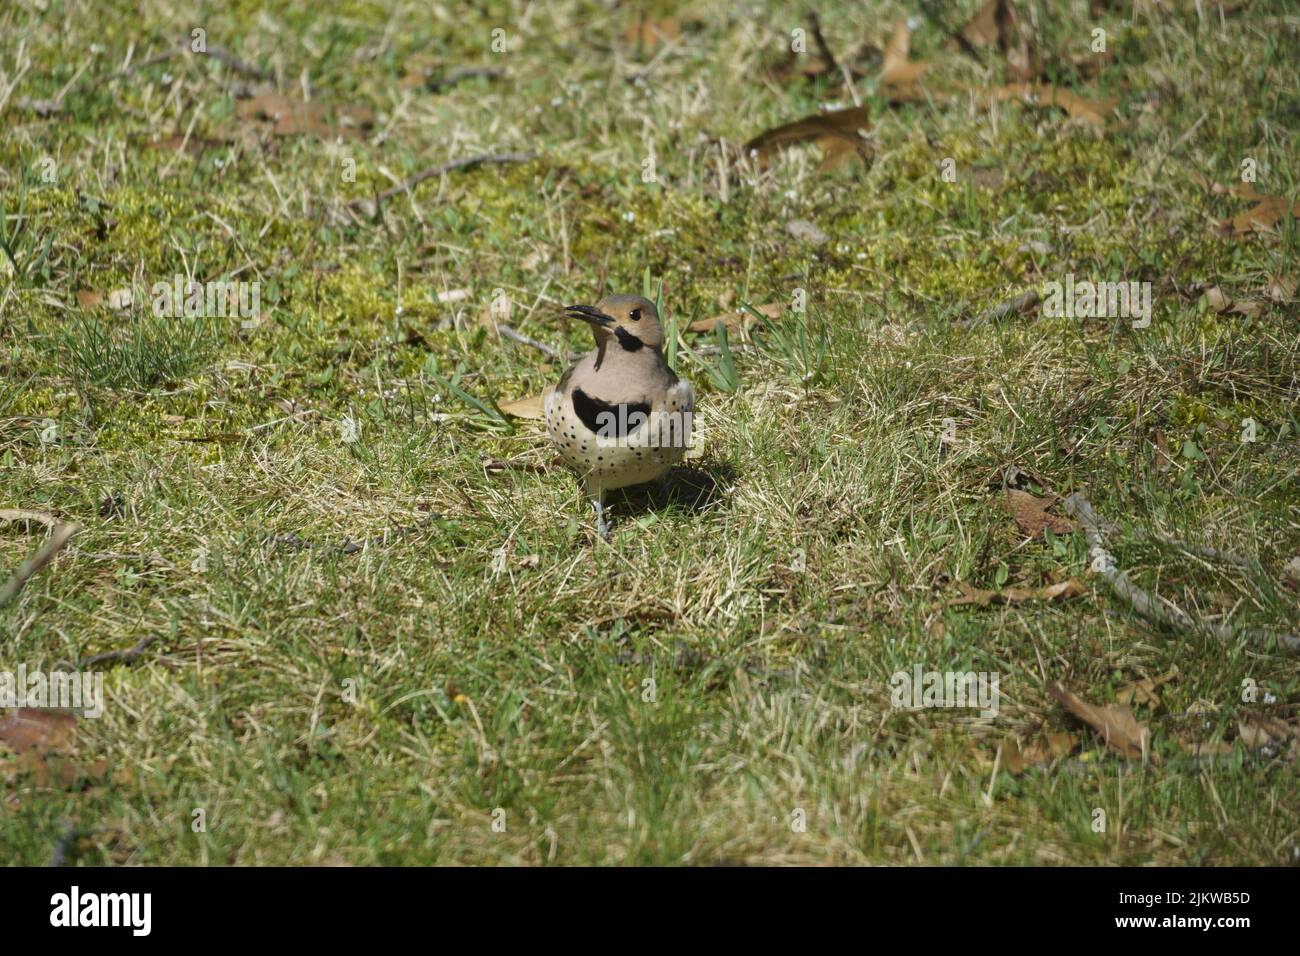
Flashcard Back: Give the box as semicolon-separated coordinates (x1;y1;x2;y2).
565;295;664;351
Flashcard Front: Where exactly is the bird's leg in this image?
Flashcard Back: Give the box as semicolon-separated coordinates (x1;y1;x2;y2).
586;482;609;538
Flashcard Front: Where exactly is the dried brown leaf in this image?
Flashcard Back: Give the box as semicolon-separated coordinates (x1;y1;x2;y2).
1267;274;1297;302
1220;195;1300;238
1001;732;1077;773
1178;738;1233;757
1204;286;1264;317
688;302;783;336
0;708;76;755
744;107;873;172
881;19;927;87
946;577;1084;607
1237;715;1297;759
1117;666;1178;709
498;394;546;420
960;0;1037;81
990;83;1114;127
236;89;373;141
1005;489;1077;538
960;0;1012;47
1048;683;1151;760
1204;286;1231;311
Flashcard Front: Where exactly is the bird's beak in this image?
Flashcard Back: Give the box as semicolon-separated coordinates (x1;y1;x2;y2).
565;304;615;327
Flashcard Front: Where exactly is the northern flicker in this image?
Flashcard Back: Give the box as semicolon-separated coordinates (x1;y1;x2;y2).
545;295;694;537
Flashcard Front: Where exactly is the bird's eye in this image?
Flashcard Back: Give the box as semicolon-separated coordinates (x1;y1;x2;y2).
629;308;641;321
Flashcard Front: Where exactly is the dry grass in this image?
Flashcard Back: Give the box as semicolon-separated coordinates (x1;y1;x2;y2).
0;0;1297;865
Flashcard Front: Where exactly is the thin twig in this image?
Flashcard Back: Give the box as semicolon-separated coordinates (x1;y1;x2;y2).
497;324;569;362
91;39;266;89
807;13;841;77
425;65;504;92
918;0;985;67
91;48;180;89
959;289;1039;329
0;517;78;608
79;635;159;669
1063;493;1300;654
1151;533;1253;569
201;44;268;80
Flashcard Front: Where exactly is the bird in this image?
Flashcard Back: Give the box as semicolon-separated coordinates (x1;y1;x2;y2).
544;294;694;537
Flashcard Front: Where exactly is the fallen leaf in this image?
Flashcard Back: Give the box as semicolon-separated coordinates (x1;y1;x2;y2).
1048;683;1151;760
989;83;1114;127
1203;286;1264;317
1189;171;1263;201
959;0;1037;81
744;106;873;172
0;707;87;790
1068;49;1114;80
1205;286;1231;311
688;302;784;336
1117;666;1178;709
477;303;501;334
945;577;1084;606
1005;489;1077;538
75;289;104;309
236;88;373;141
1237;715;1298;759
1152;428;1174;473
1001;732;1077;773
1267;274;1296;302
1178;738;1233;758
498;394;545;420
106;288;132;310
1039;578;1086;600
1218;192;1300;238
881;19;927;87
0;708;76;754
960;0;1013;47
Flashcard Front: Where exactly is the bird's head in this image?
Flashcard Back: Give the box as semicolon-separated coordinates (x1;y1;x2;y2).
565;294;664;352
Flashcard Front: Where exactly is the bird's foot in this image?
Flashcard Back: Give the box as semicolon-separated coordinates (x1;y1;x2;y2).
588;487;610;540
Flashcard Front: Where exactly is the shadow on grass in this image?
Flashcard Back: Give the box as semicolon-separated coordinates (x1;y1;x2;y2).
610;461;737;522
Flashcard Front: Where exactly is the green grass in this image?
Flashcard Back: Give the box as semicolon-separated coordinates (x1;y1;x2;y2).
53;311;223;392
0;0;1297;865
